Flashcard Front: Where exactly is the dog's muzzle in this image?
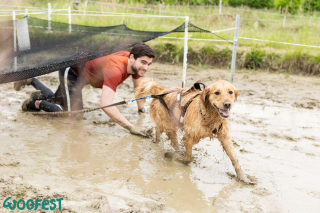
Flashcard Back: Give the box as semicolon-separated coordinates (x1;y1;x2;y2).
214;105;230;118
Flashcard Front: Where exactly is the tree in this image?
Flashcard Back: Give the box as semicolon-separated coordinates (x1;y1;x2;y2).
247;0;274;9
303;0;320;13
228;0;274;9
275;0;302;14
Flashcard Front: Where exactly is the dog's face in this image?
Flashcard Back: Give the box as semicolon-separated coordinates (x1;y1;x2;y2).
200;80;240;118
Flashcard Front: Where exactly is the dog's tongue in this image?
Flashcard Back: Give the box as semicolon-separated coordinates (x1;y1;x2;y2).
219;109;230;116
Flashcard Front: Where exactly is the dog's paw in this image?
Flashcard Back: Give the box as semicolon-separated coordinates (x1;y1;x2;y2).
182;160;191;164
164;152;173;161
152;139;160;143
237;172;257;185
175;157;191;165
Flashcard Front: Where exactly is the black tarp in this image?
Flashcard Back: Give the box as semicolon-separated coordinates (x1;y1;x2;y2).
0;16;211;84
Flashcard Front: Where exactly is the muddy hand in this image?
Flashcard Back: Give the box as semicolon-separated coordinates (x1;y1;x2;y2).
124;125;147;137
237;170;255;185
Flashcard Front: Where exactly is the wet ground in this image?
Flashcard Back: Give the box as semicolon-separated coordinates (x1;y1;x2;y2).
0;63;320;212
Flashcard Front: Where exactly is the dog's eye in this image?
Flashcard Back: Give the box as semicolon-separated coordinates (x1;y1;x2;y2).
229;91;233;94
215;91;220;95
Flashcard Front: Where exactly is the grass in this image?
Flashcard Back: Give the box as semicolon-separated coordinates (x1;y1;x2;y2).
284;70;291;78
1;0;320;75
242;74;249;79
2;0;320;53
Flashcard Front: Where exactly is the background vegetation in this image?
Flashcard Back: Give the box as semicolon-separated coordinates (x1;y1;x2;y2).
1;0;320;75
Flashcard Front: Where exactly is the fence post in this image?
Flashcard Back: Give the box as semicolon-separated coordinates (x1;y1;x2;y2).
182;16;189;88
283;6;288;27
230;15;240;83
64;67;71;111
24;8;28;65
13;11;17;71
159;3;161;16
48;3;51;31
84;0;88;14
219;0;222;14
68;7;71;33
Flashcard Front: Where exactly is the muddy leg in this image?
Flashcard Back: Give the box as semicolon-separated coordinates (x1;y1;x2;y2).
164;129;184;161
183;137;193;164
167;130;181;152
218;134;253;184
155;127;162;143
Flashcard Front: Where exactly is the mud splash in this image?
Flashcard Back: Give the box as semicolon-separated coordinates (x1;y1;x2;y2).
0;63;320;212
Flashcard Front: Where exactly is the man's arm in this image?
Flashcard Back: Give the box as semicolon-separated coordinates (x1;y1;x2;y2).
132;77;145;111
100;85;146;137
100;85;131;127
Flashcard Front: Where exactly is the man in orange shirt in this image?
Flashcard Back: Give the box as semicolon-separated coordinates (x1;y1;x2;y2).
14;43;154;137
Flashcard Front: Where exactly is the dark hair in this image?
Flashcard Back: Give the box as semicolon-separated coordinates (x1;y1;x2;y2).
129;43;155;60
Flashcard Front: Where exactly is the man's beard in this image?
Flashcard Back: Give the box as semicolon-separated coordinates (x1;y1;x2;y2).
131;64;143;77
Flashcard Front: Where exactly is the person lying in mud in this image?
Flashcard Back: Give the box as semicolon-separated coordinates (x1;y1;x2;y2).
14;43;154;137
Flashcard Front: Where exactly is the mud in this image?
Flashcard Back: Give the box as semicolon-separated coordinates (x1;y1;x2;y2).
0;63;320;212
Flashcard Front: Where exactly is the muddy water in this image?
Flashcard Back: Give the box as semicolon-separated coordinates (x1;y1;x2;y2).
0;64;320;212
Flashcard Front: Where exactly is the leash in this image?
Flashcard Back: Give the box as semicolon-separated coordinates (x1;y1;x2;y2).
29;95;154;115
29;82;204;116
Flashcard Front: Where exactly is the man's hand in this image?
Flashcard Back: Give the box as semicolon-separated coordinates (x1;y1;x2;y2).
101;85;132;127
124;125;147;137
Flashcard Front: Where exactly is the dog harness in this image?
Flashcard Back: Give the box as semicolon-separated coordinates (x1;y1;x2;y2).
152;81;206;127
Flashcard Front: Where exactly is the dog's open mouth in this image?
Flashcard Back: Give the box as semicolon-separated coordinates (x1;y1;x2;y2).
215;106;230;118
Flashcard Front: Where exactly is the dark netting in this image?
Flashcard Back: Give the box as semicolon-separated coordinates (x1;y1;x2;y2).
172;22;211;33
0;16;212;84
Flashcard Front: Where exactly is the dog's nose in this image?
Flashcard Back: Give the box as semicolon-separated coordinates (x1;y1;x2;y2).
223;101;231;109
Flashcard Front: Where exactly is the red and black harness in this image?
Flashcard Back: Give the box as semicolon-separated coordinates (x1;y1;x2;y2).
151;81;222;134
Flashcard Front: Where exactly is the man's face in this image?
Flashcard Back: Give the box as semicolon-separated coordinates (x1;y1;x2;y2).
130;55;153;77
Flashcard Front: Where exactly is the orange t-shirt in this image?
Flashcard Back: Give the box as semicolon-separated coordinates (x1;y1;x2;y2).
82;51;139;92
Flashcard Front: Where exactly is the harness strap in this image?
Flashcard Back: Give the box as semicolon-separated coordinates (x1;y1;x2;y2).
153;81;206;126
151;95;169;110
169;90;183;113
150;89;179;111
180;94;200;117
193;81;206;91
213;123;223;134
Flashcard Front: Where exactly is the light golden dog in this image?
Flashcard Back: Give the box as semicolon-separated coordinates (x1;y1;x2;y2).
135;78;252;184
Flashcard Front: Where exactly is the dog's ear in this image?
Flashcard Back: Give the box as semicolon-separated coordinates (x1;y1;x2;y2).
232;83;240;101
200;87;210;105
234;89;240;101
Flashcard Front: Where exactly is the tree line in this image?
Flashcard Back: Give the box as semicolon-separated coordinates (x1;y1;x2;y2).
128;0;320;15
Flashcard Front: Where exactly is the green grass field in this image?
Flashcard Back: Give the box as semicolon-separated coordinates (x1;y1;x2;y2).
1;0;320;74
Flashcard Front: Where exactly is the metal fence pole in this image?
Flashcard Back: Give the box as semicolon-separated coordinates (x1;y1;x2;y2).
230;15;240;83
283;6;288;27
24;8;28;65
83;0;88;14
48;3;51;31
64;67;71;111
182;16;189;88
219;0;222;14
13;11;17;71
68;7;71;33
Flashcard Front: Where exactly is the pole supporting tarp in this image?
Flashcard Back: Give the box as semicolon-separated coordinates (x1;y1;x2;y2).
230;15;240;83
182;16;189;88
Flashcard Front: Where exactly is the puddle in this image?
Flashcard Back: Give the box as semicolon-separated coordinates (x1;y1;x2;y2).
0;65;320;212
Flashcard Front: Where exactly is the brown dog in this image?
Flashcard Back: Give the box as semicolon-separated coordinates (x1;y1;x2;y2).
135;78;252;184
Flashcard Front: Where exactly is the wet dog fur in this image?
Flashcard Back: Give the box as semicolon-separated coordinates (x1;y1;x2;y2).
135;78;252;184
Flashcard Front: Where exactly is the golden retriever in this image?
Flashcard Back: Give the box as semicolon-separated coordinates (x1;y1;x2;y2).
135;78;252;184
